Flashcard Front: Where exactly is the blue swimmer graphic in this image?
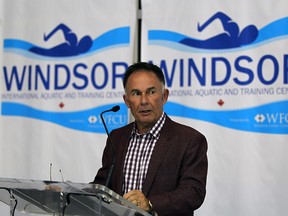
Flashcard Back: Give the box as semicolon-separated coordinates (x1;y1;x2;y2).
29;23;93;57
180;12;258;49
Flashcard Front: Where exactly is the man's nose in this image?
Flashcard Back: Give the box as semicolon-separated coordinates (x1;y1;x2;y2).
140;93;149;104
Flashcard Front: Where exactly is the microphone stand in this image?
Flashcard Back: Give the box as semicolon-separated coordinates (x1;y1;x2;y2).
100;106;120;188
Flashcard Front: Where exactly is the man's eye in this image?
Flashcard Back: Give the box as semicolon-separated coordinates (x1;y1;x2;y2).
132;91;141;96
147;90;156;95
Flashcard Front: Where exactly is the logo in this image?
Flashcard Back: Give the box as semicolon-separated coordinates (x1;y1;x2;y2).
253;112;288;133
255;112;288;124
149;11;288;51
180;12;258;49
29;23;93;57
88;115;97;124
4;23;130;59
254;114;265;123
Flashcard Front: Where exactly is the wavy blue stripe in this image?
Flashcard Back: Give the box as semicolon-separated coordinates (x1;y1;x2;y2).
89;26;130;52
148;30;186;42
165;100;288;134
4;39;34;50
2;101;287;134
1;102;128;133
253;17;288;44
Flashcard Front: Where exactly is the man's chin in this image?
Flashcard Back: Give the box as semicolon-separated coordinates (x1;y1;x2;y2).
138;118;156;127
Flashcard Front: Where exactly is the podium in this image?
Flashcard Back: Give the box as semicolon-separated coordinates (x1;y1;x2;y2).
0;177;151;216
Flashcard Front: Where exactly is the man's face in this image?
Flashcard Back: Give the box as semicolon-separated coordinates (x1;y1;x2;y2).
123;70;169;134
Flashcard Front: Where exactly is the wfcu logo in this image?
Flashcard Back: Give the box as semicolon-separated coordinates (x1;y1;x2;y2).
255;111;288;129
148;12;288;134
2;23;129;133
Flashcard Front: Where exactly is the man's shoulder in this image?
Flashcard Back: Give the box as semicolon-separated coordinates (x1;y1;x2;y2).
164;116;206;138
161;116;208;151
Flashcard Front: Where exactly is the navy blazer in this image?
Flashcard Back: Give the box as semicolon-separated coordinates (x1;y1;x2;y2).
93;116;208;216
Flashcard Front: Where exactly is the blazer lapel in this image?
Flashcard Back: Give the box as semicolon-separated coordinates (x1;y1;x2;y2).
113;124;133;194
142;117;174;195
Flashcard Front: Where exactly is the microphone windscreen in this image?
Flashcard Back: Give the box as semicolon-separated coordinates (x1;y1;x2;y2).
112;105;120;112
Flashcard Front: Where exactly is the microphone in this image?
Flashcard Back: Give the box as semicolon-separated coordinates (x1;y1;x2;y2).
59;169;65;182
50;163;53;181
100;105;120;188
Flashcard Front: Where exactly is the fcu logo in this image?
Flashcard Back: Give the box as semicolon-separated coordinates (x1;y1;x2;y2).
255;113;288;124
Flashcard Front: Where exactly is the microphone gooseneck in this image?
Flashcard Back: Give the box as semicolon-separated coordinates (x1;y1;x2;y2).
100;105;120;188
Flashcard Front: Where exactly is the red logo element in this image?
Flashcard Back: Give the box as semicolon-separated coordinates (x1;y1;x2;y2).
217;99;224;106
59;102;65;109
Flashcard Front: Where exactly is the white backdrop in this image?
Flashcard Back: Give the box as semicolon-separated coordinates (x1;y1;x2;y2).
1;0;288;216
0;1;136;215
1;0;137;181
141;0;288;216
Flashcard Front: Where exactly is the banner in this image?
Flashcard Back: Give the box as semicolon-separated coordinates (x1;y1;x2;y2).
141;0;288;215
0;0;136;186
1;0;288;215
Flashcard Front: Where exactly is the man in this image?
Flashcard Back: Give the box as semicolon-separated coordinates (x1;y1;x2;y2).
93;62;208;216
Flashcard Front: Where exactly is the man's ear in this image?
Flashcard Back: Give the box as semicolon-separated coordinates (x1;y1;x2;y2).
123;94;130;108
162;88;169;104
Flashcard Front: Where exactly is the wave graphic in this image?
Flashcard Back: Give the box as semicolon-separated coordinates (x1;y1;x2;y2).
1;102;128;133
165;100;288;134
3;26;130;59
148;17;288;52
2;100;287;134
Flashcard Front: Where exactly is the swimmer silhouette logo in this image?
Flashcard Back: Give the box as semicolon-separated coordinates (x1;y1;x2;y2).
180;12;258;49
149;11;288;51
29;23;93;57
4;23;130;58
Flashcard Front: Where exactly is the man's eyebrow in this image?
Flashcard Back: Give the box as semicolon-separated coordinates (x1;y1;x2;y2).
147;87;156;91
130;87;156;92
130;89;141;92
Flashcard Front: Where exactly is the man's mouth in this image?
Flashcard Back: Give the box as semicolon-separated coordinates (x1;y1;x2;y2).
140;110;151;114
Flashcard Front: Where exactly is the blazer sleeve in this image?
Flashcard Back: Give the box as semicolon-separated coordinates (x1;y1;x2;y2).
146;123;208;216
91;136;112;186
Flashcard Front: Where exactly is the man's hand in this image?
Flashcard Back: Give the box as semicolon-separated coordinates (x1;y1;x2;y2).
45;184;62;192
123;190;151;212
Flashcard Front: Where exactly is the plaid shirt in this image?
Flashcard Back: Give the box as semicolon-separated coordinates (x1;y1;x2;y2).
122;113;166;194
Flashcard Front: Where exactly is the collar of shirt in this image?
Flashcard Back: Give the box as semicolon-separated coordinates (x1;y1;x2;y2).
131;112;166;139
